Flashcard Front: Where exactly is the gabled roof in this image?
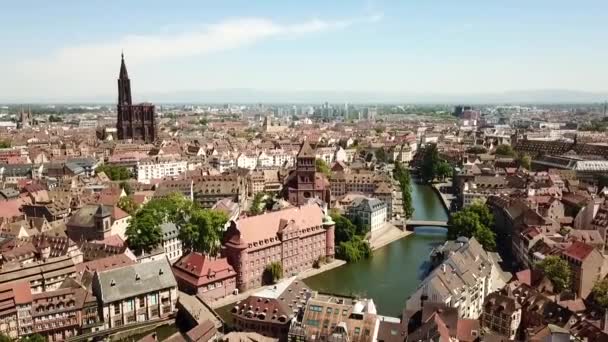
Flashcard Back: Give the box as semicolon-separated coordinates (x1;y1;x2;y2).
563;241;595;262
297;141;315;158
96;258;176;303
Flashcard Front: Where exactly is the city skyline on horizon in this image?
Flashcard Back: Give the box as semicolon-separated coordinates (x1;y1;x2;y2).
1;1;607;103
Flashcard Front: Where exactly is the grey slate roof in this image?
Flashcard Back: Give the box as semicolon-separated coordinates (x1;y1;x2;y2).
160;222;179;241
96;258;176;303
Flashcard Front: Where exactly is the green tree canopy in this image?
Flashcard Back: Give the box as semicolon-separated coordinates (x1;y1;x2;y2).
263;262;283;284
0;332;11;342
126;193;227;255
117;196;138;215
125;205;164;252
466;145;487;154
120;181;133;195
96;164;132;181
495;144;516;157
375;148;388;163
0;140;11;148
315;159;331;176
394;161;414;218
331;212;357;245
518;153;532;169
591;278;608;309
436;161;453;180
336;236;372;263
20;334;46;342
48;115;63;122
421;144;440;183
249;192;264;216
537;256;572;293
447;201;496;251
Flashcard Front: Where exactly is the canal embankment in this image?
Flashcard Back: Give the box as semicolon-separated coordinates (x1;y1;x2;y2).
209;258;346;309
431;180;454;212
369;223;412;251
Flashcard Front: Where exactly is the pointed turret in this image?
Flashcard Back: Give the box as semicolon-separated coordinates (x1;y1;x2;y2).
297;140;315;158
117;52;132;106
119;52;129;80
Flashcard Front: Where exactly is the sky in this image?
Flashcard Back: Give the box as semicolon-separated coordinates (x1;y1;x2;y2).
1;0;607;102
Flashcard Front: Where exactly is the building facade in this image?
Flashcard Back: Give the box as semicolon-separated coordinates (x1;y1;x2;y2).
222;204;335;291
92;258;178;329
136;156;188;183
284;142;331;206
172;252;237;301
116;53;157;143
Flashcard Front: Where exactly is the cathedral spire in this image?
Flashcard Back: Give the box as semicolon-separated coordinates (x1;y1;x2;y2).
119;51;129;80
117;52;132;106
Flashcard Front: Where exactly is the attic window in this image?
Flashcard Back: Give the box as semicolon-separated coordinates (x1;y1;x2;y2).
135;273;141;281
110;280;116;286
159;269;164;275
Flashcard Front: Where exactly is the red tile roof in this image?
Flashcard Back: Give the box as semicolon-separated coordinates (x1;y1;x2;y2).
75;253;135;273
173;253;235;287
112;206;130;220
232;204;324;244
563;241;595;262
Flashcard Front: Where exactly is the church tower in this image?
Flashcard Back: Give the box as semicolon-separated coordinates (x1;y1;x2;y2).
296;141;316;192
115;53;157;143
117;52;132;106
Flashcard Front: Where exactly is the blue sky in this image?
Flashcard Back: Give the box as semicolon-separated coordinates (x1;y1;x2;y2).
1;0;607;102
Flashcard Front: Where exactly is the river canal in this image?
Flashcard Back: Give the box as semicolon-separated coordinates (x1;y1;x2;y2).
303;180;448;317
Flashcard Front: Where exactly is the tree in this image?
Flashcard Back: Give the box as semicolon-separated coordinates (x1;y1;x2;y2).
0;140;10;148
336;236;372;263
518;153;531;169
331;212;357;244
495;144;516;157
592;278;608;309
178;207;228;255
375;148;388;163
421;144;440;183
467;201;494;228
394;162;414;218
466;145;487;154
126;192;228;255
249;192;264;216
96;165;132;181
117;196;138;215
315;159;331;176
120;181;133;195
447;202;496;251
48;115;63;122
0;332;11;342
436;161;452;180
263;262;283;284
264;196;277;211
20;334;45;342
537;256;572;293
125;205;164;252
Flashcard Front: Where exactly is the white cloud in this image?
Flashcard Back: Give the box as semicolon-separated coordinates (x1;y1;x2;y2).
2;14;381;101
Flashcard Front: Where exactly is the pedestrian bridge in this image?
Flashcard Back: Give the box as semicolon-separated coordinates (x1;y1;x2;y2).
405;220;449;230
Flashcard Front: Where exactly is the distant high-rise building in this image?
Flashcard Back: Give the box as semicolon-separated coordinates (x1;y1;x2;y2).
116;53;157;143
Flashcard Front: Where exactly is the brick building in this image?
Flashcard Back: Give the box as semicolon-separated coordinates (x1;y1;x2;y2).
222;204;335;291
283;142;331;206
172;252;237;302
